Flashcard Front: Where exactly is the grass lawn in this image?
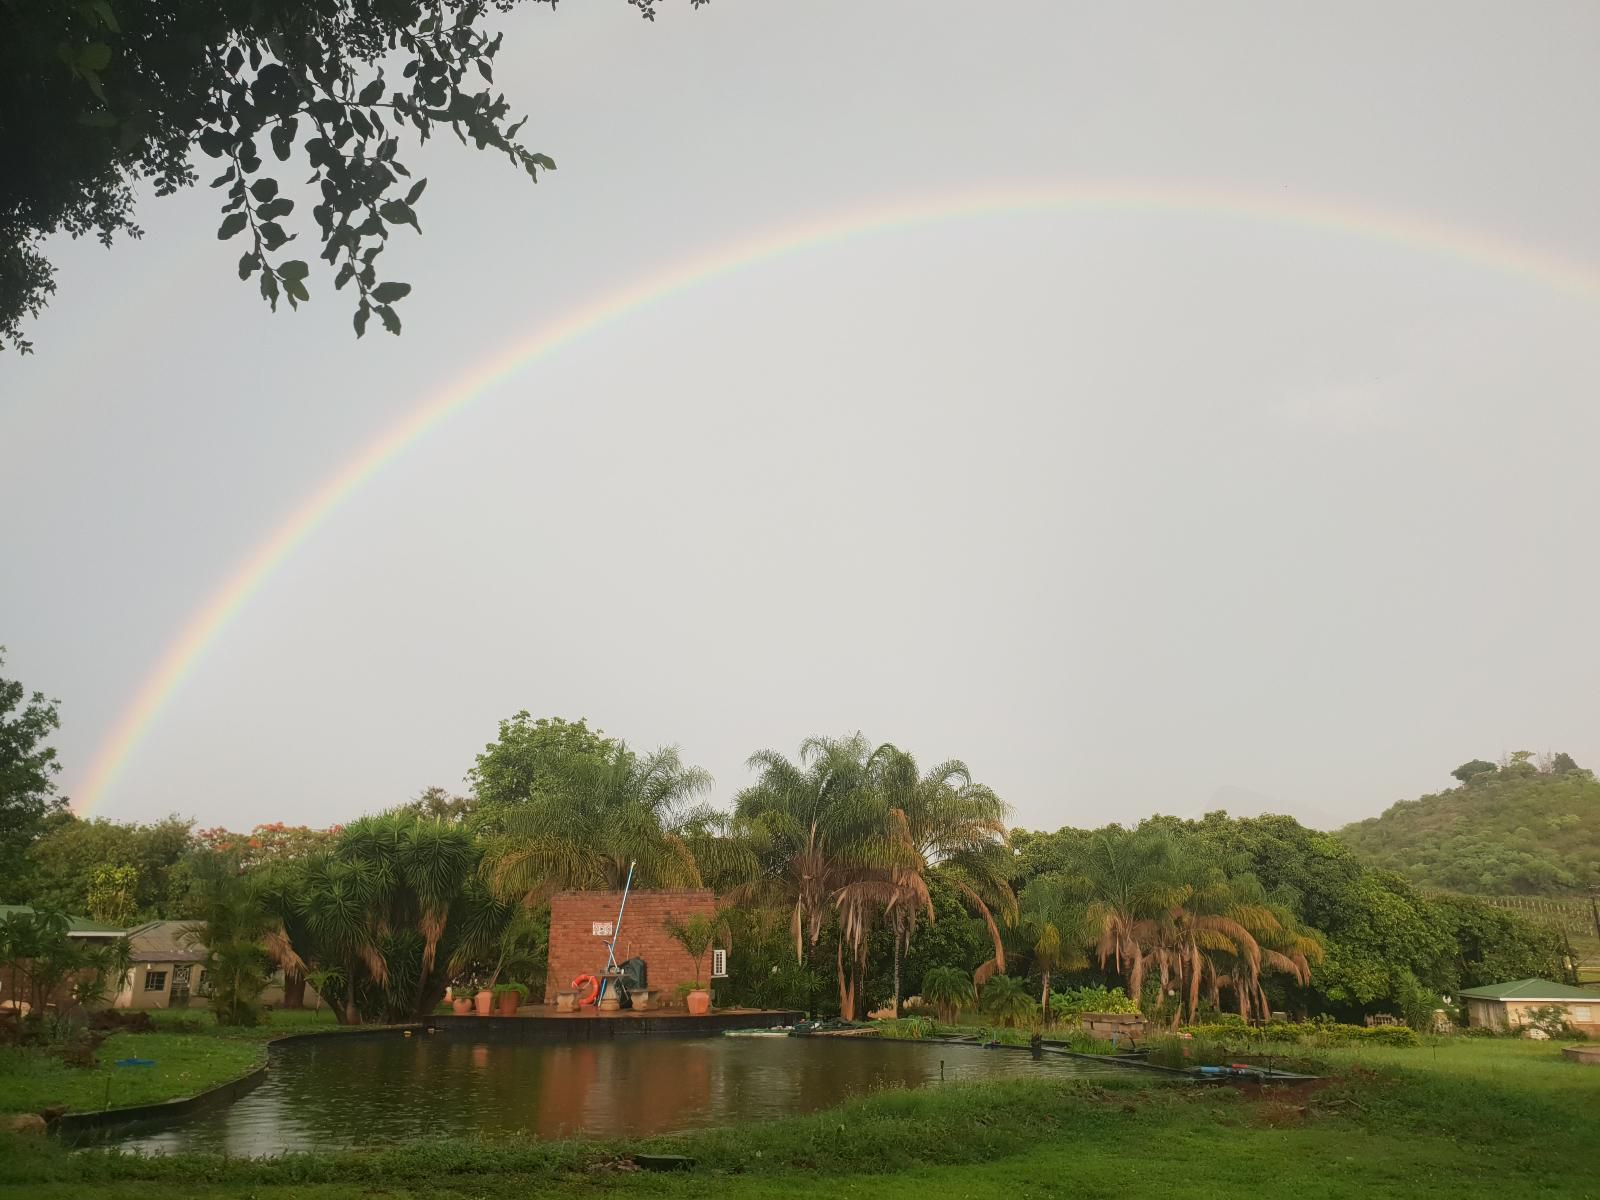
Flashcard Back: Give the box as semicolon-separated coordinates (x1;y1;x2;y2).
0;1008;342;1116
1;1036;1595;1199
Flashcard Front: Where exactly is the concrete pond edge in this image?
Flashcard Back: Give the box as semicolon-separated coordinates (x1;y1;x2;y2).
49;1023;423;1140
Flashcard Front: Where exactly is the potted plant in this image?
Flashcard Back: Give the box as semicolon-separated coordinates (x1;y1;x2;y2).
451;983;474;1016
665;914;723;1016
493;981;528;1016
475;983;494;1016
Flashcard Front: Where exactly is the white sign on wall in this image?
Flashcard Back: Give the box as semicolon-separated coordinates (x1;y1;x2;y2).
592;922;614;936
711;948;728;978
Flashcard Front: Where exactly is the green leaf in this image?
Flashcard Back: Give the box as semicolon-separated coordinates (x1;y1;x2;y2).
284;278;310;306
277;260;309;282
357;77;385;106
260;222;290;250
354;302;371;338
378;200;419;231
209;167;236;189
376;304;402;335
217;211;248;240
79;43;112;72
370;282;411;304
270;121;296;161
237;252;259;280
260;269;280;311
476;59;493;83
249;178;279;203
257;197;295;221
87;0;119;32
405;178;427;206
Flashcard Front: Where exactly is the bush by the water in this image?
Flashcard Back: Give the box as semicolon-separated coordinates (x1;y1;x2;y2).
1181;1021;1421;1047
1047;985;1139;1020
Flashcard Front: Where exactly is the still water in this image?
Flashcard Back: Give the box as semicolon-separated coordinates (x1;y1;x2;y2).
108;1033;1123;1155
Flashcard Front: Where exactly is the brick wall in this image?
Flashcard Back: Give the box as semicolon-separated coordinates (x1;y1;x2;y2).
545;890;719;1006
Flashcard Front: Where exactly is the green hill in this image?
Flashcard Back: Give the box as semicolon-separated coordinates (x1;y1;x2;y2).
1337;753;1600;897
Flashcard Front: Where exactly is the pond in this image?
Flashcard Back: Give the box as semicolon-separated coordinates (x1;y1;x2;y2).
106;1032;1129;1155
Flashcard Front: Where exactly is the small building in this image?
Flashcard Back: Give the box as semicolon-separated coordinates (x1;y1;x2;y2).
114;920;208;1009
1457;978;1600;1037
545;889;724;1007
0;905;128;1014
112;920;319;1011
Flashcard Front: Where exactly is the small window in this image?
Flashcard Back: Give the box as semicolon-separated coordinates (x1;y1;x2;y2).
143;970;168;992
711;948;727;978
1573;1006;1592;1023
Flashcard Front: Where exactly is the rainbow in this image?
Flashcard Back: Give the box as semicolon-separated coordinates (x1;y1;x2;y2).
72;179;1600;815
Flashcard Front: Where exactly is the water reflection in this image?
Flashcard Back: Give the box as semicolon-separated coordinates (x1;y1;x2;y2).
110;1034;1123;1156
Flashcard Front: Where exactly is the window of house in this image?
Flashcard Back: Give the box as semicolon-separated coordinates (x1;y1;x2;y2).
143;970;168;991
1573;1006;1592;1023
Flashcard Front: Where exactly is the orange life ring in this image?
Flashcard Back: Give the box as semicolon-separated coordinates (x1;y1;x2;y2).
572;974;600;1006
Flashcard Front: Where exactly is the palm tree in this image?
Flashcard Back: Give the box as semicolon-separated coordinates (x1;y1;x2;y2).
867;744;1016;1013
1065;827;1188;1009
270;811;485;1024
736;734;891;1017
980;973;1036;1028
482;744;718;902
920;965;977;1024
1016;874;1091;1024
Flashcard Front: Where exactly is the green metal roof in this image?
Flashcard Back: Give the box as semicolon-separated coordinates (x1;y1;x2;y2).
1456;978;1600;1002
0;904;126;936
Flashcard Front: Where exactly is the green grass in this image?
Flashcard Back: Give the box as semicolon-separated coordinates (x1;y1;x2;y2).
0;1008;344;1115
0;1033;262;1116
1;1037;1594;1198
143;1006;341;1041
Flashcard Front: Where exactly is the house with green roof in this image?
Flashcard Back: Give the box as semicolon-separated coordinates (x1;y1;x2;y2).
1457;978;1600;1037
0;905;127;940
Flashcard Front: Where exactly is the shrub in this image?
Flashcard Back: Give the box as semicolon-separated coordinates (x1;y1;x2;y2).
1049;985;1139;1021
921;966;977;1024
980;975;1037;1028
1178;1021;1420;1048
491;982;529;999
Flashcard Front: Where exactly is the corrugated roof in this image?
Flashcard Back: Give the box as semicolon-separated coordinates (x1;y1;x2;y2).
1456;978;1600;1002
125;919;208;963
0;904;127;936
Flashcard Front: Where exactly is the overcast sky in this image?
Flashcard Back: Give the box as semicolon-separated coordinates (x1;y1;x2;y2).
3;1;1597;835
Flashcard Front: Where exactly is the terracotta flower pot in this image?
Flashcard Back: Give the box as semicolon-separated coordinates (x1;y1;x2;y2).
452;997;473;1015
686;988;711;1016
496;990;521;1016
474;989;494;1016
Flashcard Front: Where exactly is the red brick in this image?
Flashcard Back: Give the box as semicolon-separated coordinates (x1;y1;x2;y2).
544;890;720;1005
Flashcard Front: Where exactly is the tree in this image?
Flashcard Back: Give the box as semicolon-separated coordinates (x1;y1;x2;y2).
3;1;711;353
481;742;723;902
184;868;281;1026
736;734;891;1020
1451;759;1499;785
1065;827;1187;1006
0;650;68;901
469;714;617;821
979;973;1035;1028
665;912;724;991
1015;874;1090;1024
919;964;976;1024
866;743;1015;1015
86;864;140;927
23;814;197;917
269;810;483;1024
